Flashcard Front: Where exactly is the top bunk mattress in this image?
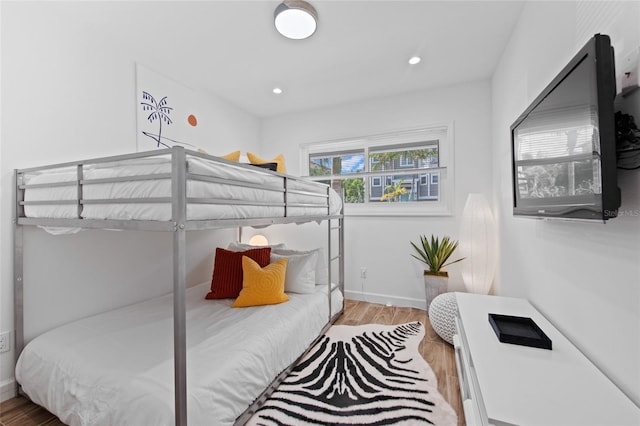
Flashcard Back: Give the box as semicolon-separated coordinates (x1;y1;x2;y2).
16;281;343;426
19;152;342;222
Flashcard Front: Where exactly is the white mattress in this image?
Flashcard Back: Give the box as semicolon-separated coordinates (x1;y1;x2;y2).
16;282;343;426
22;155;341;221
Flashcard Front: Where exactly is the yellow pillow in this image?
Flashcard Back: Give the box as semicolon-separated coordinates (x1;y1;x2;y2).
232;257;289;307
246;152;286;173
221;150;241;162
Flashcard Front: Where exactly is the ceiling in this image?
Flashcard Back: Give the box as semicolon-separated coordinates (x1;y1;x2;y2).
73;1;526;118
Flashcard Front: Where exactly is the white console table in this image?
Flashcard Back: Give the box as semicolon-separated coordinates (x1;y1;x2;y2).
454;292;640;426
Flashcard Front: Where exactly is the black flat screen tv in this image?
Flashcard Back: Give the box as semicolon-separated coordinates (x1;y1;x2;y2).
510;34;620;221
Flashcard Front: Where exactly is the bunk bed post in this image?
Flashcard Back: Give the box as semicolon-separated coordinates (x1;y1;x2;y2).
14;226;23;362
76;164;83;218
13;170;25;392
327;219;331;321
171;147;188;426
339;192;345;305
283;177;288;218
339;215;345;297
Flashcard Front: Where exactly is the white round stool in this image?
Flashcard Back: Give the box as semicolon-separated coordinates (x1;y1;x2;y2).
428;292;458;345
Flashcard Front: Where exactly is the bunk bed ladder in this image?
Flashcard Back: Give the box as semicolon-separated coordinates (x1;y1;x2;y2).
13;170;25;396
327;188;345;322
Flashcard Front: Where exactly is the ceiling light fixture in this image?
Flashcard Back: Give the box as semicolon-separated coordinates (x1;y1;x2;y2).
274;0;318;40
272;87;283;94
409;56;422;65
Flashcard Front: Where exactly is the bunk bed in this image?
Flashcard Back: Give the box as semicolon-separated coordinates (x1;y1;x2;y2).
13;146;345;425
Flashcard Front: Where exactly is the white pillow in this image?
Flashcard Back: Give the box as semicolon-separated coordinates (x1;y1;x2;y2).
227;242;286;251
271;251;318;294
271;247;328;286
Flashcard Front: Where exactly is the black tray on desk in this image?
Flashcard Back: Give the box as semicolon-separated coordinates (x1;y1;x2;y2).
488;313;552;350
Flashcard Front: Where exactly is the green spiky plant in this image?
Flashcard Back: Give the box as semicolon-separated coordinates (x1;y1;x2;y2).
410;235;465;277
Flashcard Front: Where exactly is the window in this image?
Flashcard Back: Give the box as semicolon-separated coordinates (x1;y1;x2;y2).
399;156;414;167
301;125;454;216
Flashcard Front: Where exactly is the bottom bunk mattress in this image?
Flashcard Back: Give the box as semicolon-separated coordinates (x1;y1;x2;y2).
16;282;343;426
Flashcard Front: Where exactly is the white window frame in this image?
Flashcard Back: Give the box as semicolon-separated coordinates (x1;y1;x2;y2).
300;124;455;217
399;156;414;167
420;174;428;185
372;176;381;187
431;174;439;185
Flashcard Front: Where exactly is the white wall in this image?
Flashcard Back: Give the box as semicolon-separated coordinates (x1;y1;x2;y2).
0;2;261;398
261;80;493;307
492;1;640;405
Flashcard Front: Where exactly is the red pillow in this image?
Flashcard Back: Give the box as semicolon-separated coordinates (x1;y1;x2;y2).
205;247;271;299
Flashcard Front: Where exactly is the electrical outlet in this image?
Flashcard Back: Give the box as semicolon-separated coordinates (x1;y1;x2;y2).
0;331;11;353
360;267;367;279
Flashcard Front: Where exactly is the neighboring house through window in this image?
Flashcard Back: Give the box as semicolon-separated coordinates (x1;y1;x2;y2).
300;125;454;216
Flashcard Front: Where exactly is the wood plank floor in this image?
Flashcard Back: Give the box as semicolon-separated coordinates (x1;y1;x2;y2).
0;299;464;426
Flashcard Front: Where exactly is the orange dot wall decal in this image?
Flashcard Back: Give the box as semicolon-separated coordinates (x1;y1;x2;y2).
188;114;198;126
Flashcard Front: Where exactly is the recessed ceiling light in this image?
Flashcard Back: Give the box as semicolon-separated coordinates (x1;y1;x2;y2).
408;56;421;65
273;87;283;94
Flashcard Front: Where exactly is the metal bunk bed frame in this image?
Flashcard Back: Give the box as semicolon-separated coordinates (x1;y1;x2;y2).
13;146;344;426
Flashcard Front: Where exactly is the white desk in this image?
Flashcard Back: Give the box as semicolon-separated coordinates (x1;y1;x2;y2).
454;292;640;426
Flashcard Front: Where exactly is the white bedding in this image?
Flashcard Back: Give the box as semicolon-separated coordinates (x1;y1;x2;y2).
16;282;343;426
22;155;341;221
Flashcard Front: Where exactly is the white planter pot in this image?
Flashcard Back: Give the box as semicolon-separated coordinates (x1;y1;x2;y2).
424;273;448;312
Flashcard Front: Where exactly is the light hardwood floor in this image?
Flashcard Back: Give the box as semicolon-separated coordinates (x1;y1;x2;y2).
0;299;464;426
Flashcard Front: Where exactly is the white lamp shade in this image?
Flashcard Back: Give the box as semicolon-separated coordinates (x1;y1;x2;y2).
248;234;269;246
274;1;318;40
459;194;497;294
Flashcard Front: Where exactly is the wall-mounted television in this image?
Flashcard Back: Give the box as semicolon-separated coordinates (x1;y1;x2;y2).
510;34;620;221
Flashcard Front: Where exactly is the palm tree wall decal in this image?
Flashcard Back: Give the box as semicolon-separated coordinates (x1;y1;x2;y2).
141;91;173;148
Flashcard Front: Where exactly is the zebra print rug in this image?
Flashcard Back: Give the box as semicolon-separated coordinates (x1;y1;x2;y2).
247;322;457;425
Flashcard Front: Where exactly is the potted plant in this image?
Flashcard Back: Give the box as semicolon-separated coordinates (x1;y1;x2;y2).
410;235;465;310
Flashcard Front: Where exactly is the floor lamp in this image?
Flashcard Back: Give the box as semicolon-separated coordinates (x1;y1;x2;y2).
459;193;497;294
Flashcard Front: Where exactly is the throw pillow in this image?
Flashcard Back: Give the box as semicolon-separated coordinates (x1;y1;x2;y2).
271;247;328;286
271;250;318;294
206;247;271;299
232;257;289;307
246;152;287;173
221;150;241;162
249;162;278;171
228;241;286;251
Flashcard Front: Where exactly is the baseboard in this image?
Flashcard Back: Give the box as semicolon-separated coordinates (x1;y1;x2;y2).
344;290;426;311
1;378;16;402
